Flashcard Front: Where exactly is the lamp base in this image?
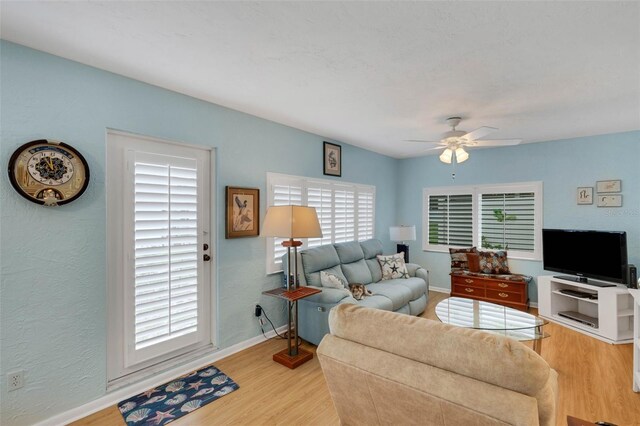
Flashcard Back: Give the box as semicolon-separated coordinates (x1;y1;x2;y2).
272;347;313;369
397;244;409;263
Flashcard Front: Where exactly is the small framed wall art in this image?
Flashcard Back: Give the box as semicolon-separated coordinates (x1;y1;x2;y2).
577;187;593;205
597;194;622;207
323;142;342;177
226;186;260;238
596;179;621;193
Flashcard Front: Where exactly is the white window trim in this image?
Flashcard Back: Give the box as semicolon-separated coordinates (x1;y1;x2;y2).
106;129;217;388
423;181;543;261
266;172;376;274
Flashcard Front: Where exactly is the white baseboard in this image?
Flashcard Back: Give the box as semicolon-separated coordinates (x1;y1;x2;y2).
429;286;450;294
35;325;287;426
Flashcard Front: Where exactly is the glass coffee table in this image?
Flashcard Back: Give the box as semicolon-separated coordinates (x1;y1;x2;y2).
435;297;549;354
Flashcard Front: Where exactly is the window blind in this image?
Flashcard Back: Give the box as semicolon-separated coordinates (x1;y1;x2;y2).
266;173;375;273
480;192;535;252
428;194;473;246
134;161;199;349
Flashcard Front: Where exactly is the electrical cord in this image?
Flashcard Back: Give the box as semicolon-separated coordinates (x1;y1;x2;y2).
257;305;302;346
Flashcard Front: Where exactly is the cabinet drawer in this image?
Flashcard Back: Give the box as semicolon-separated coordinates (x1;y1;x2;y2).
486;288;523;303
453;284;486;298
451;276;483;287
485;280;523;291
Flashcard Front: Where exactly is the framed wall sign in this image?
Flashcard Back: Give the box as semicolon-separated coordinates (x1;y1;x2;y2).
597;194;622;207
577;187;593;205
225;186;259;238
323;142;342;177
596;180;621;193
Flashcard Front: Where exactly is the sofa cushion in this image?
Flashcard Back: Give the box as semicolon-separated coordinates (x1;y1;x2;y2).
301;244;341;284
377;253;409;279
335;241;365;264
354;294;394;311
321;271;348;289
478;250;510;274
449;247;478;272
307;265;348;287
392;277;427;300
366;282;413;311
342;259;373;284
365;258;383;283
360;239;383;259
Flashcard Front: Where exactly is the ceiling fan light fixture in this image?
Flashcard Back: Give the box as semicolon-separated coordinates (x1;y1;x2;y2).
439;148;453;164
455;147;469;163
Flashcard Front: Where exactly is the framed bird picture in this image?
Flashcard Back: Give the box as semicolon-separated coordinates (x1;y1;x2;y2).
226;186;260;238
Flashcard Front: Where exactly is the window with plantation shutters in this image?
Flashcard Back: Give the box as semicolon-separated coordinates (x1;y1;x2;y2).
107;131;214;384
480;192;535;252
426;193;473;247
423;182;542;260
266;173;375;273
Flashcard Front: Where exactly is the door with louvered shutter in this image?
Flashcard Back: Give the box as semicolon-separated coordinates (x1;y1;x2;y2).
357;189;375;240
334;187;355;243
427;193;473;247
268;179;303;273
480;192;535;252
124;146;211;367
307;182;333;248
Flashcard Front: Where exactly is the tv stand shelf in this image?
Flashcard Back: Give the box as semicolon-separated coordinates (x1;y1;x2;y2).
538;275;633;344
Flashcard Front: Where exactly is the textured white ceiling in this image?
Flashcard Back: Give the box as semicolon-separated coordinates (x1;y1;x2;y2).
1;1;639;158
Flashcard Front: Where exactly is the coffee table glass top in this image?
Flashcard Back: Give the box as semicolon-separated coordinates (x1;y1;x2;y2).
435;297;548;342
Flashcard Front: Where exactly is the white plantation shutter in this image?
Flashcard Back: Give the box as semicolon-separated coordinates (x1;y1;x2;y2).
480;192;536;252
266;173;376;273
106;131;213;383
133;159;199;350
423;182;542;260
334;187;355;243
357;190;375;240
307;183;333;248
426;193;473;247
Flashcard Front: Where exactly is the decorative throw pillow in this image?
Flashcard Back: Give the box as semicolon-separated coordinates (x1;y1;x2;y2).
320;271;348;289
377;252;409;280
478;250;510;274
449;247;478;272
466;252;481;273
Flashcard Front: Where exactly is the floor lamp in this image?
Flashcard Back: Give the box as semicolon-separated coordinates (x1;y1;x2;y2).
390;225;416;263
262;205;322;368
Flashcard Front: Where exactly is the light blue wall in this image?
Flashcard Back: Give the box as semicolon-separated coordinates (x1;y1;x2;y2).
0;41;398;425
397;131;640;300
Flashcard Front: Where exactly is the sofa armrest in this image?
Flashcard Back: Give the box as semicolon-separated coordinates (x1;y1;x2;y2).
406;263;429;290
301;286;351;304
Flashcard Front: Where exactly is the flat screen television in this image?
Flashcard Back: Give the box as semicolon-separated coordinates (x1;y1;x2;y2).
542;229;628;287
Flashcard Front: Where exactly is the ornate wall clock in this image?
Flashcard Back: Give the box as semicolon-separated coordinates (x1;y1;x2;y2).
8;139;90;206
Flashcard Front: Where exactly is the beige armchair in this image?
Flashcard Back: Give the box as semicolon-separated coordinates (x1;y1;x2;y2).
317;304;557;426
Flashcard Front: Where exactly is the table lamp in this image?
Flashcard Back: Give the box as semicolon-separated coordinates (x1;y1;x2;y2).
262;205;322;368
390;225;416;263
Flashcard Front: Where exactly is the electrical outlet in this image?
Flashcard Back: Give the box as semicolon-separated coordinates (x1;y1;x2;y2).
7;371;24;391
254;304;262;317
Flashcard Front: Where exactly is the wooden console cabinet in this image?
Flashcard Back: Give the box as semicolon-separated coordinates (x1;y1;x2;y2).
450;273;529;311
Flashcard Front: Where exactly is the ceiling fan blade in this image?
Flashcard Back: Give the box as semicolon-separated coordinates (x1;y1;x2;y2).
403;139;441;145
421;146;447;152
461;126;497;141
471;139;522;147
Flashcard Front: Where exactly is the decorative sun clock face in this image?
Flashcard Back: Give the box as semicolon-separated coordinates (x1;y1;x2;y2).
8;140;90;206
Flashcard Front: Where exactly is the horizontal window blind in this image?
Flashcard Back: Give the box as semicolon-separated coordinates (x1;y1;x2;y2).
428;194;473;247
134;161;199;350
423;182;542;260
266;173;375;273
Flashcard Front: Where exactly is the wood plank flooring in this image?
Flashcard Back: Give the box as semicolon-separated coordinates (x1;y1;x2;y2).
73;291;639;425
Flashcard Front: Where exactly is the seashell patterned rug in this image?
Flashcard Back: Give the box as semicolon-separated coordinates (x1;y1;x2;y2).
118;364;239;425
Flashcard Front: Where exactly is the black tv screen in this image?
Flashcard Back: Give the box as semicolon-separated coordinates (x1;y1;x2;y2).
542;229;628;284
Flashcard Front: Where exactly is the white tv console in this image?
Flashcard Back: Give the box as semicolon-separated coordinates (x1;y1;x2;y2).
537;275;634;344
629;289;640;392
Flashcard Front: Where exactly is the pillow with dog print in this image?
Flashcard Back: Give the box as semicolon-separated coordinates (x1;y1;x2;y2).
320;271;348;289
377;252;409;280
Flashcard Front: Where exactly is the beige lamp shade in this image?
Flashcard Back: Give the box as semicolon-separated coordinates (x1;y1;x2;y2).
390;225;416;242
262;205;323;239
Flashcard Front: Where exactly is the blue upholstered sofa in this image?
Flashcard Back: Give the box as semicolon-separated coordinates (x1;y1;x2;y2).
285;239;429;345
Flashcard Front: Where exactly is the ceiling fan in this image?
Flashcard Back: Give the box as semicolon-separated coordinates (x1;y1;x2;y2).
406;117;522;163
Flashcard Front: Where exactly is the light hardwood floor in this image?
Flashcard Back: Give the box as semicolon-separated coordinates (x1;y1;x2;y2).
74;291;639;426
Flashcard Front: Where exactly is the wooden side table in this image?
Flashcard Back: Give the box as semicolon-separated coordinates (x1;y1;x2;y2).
262;286;321;369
